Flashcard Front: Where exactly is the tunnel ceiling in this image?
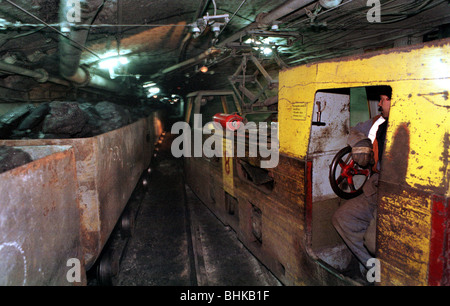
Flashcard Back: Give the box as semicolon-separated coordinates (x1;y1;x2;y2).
0;0;449;100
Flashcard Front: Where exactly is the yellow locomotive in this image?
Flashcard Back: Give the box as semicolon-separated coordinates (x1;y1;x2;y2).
183;38;450;286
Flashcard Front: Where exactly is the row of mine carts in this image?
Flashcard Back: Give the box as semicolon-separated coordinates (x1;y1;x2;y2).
0;110;165;285
184;39;450;286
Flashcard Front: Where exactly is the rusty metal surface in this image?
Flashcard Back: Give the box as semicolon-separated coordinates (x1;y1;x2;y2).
0;145;84;285
377;182;432;286
0;113;163;269
185;152;317;285
95;118;149;250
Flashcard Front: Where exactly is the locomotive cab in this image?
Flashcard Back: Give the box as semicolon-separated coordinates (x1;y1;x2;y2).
279;39;450;285
305;85;389;279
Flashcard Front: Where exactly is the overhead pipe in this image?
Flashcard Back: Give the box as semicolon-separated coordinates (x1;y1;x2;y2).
59;0;125;93
156;0;316;78
0;61;70;87
2;0;121;94
152;0;215;79
177;0;211;62
0;61;127;99
258;0;316;25
59;0;103;80
151;47;221;79
216;0;316;47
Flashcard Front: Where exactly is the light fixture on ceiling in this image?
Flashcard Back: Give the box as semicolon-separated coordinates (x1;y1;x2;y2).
147;86;160;98
200;66;208;73
148;87;160;95
143;82;156;88
98;56;129;79
98;56;129;69
192;24;202;38
319;0;343;9
244;38;274;56
211;22;224;37
191;12;229;39
262;48;273;56
270;21;281;31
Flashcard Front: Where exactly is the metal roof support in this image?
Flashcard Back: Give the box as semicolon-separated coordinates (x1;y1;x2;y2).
156;0;316;79
217;0;316;47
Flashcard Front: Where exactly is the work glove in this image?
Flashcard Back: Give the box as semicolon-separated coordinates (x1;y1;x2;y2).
351;139;374;167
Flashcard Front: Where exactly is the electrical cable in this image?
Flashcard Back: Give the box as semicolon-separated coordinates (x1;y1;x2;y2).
282;0;449;65
6;0;100;58
214;0;248;44
4;0;101;59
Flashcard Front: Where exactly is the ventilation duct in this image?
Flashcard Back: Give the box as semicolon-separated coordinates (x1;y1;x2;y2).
58;0;125;93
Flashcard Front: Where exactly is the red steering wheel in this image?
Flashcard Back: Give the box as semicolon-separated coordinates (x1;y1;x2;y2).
329;146;371;199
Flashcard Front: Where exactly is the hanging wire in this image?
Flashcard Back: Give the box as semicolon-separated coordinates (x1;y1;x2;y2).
4;0;101;59
214;0;248;43
282;0;449;65
284;0;355;29
0;22;193;29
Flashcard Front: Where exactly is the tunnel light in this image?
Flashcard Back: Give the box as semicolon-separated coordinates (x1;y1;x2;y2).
191;20;204;38
148;87;160;95
244;38;260;45
262;48;273;55
143;82;156;88
212;24;221;33
244;38;274;56
192;25;201;33
98;56;129;79
320;0;343;9
98;56;129;69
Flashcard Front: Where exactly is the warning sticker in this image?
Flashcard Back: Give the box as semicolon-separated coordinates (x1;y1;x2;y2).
292;102;307;120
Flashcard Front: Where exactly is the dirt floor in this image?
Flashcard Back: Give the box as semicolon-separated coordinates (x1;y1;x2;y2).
102;132;281;286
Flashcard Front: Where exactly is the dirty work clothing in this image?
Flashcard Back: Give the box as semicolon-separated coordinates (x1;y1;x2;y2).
332;116;388;269
332;173;378;268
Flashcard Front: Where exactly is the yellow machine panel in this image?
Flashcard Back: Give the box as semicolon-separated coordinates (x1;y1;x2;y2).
279;39;449;285
185;39;449;286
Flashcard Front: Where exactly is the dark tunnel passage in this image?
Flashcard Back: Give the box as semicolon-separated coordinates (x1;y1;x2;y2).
87;132;281;286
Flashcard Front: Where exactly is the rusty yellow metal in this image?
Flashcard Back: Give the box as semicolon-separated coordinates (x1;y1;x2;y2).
280;41;450;196
378;189;432;286
279;39;450;285
391;79;449;196
222;137;234;196
279;40;450;164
